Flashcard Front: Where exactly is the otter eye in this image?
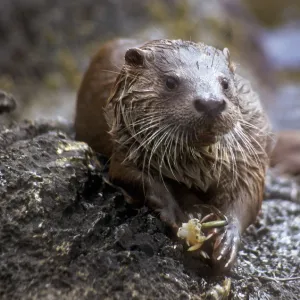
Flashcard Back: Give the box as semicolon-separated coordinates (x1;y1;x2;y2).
220;78;229;90
165;76;179;90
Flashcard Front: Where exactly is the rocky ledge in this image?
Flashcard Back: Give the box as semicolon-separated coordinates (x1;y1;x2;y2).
0;119;299;300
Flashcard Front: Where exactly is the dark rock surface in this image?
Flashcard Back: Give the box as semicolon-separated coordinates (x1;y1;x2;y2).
0;120;299;300
0;90;16;114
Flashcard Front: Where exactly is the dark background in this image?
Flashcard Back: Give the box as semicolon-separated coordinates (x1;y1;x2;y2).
0;0;299;129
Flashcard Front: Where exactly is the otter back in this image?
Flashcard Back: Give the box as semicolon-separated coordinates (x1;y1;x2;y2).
75;39;140;157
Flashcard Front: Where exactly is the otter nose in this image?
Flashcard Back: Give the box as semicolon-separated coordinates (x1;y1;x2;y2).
193;97;226;116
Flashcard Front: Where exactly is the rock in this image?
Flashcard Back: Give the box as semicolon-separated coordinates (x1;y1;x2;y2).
0;90;16;114
0;120;299;300
0;0;153;79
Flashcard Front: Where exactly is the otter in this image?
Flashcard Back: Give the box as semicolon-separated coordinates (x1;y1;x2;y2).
75;38;272;271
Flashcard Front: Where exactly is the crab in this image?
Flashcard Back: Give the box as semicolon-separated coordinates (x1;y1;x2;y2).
177;206;228;256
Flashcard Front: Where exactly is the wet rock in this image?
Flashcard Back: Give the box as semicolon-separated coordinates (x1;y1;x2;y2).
0;90;16;114
0;120;299;299
235;200;300;300
0;90;17;128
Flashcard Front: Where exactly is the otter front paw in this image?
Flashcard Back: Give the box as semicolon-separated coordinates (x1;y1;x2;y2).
212;222;240;272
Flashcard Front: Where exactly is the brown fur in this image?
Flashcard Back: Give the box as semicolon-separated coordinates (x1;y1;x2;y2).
76;39;139;157
75;38;272;271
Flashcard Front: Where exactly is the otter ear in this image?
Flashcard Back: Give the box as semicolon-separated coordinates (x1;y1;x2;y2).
223;48;230;61
125;48;145;67
223;47;236;72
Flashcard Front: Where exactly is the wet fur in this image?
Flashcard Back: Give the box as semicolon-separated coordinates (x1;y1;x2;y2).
107;40;271;215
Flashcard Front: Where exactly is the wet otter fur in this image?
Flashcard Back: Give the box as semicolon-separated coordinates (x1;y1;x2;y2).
75;38;272;272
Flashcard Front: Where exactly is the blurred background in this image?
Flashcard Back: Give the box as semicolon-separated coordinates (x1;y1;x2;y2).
0;0;299;130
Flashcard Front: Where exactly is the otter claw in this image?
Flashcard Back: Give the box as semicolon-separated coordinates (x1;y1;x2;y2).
178;208;240;272
212;223;240;271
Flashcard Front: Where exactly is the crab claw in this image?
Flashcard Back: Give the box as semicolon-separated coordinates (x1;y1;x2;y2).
201;220;228;229
187;232;214;251
177;218;205;247
188;243;203;251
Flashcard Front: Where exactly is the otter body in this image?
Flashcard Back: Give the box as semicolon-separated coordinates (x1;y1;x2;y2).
75;38;271;271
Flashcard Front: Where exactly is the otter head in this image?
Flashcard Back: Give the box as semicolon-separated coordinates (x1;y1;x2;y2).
107;40;258;168
108;40;241;148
